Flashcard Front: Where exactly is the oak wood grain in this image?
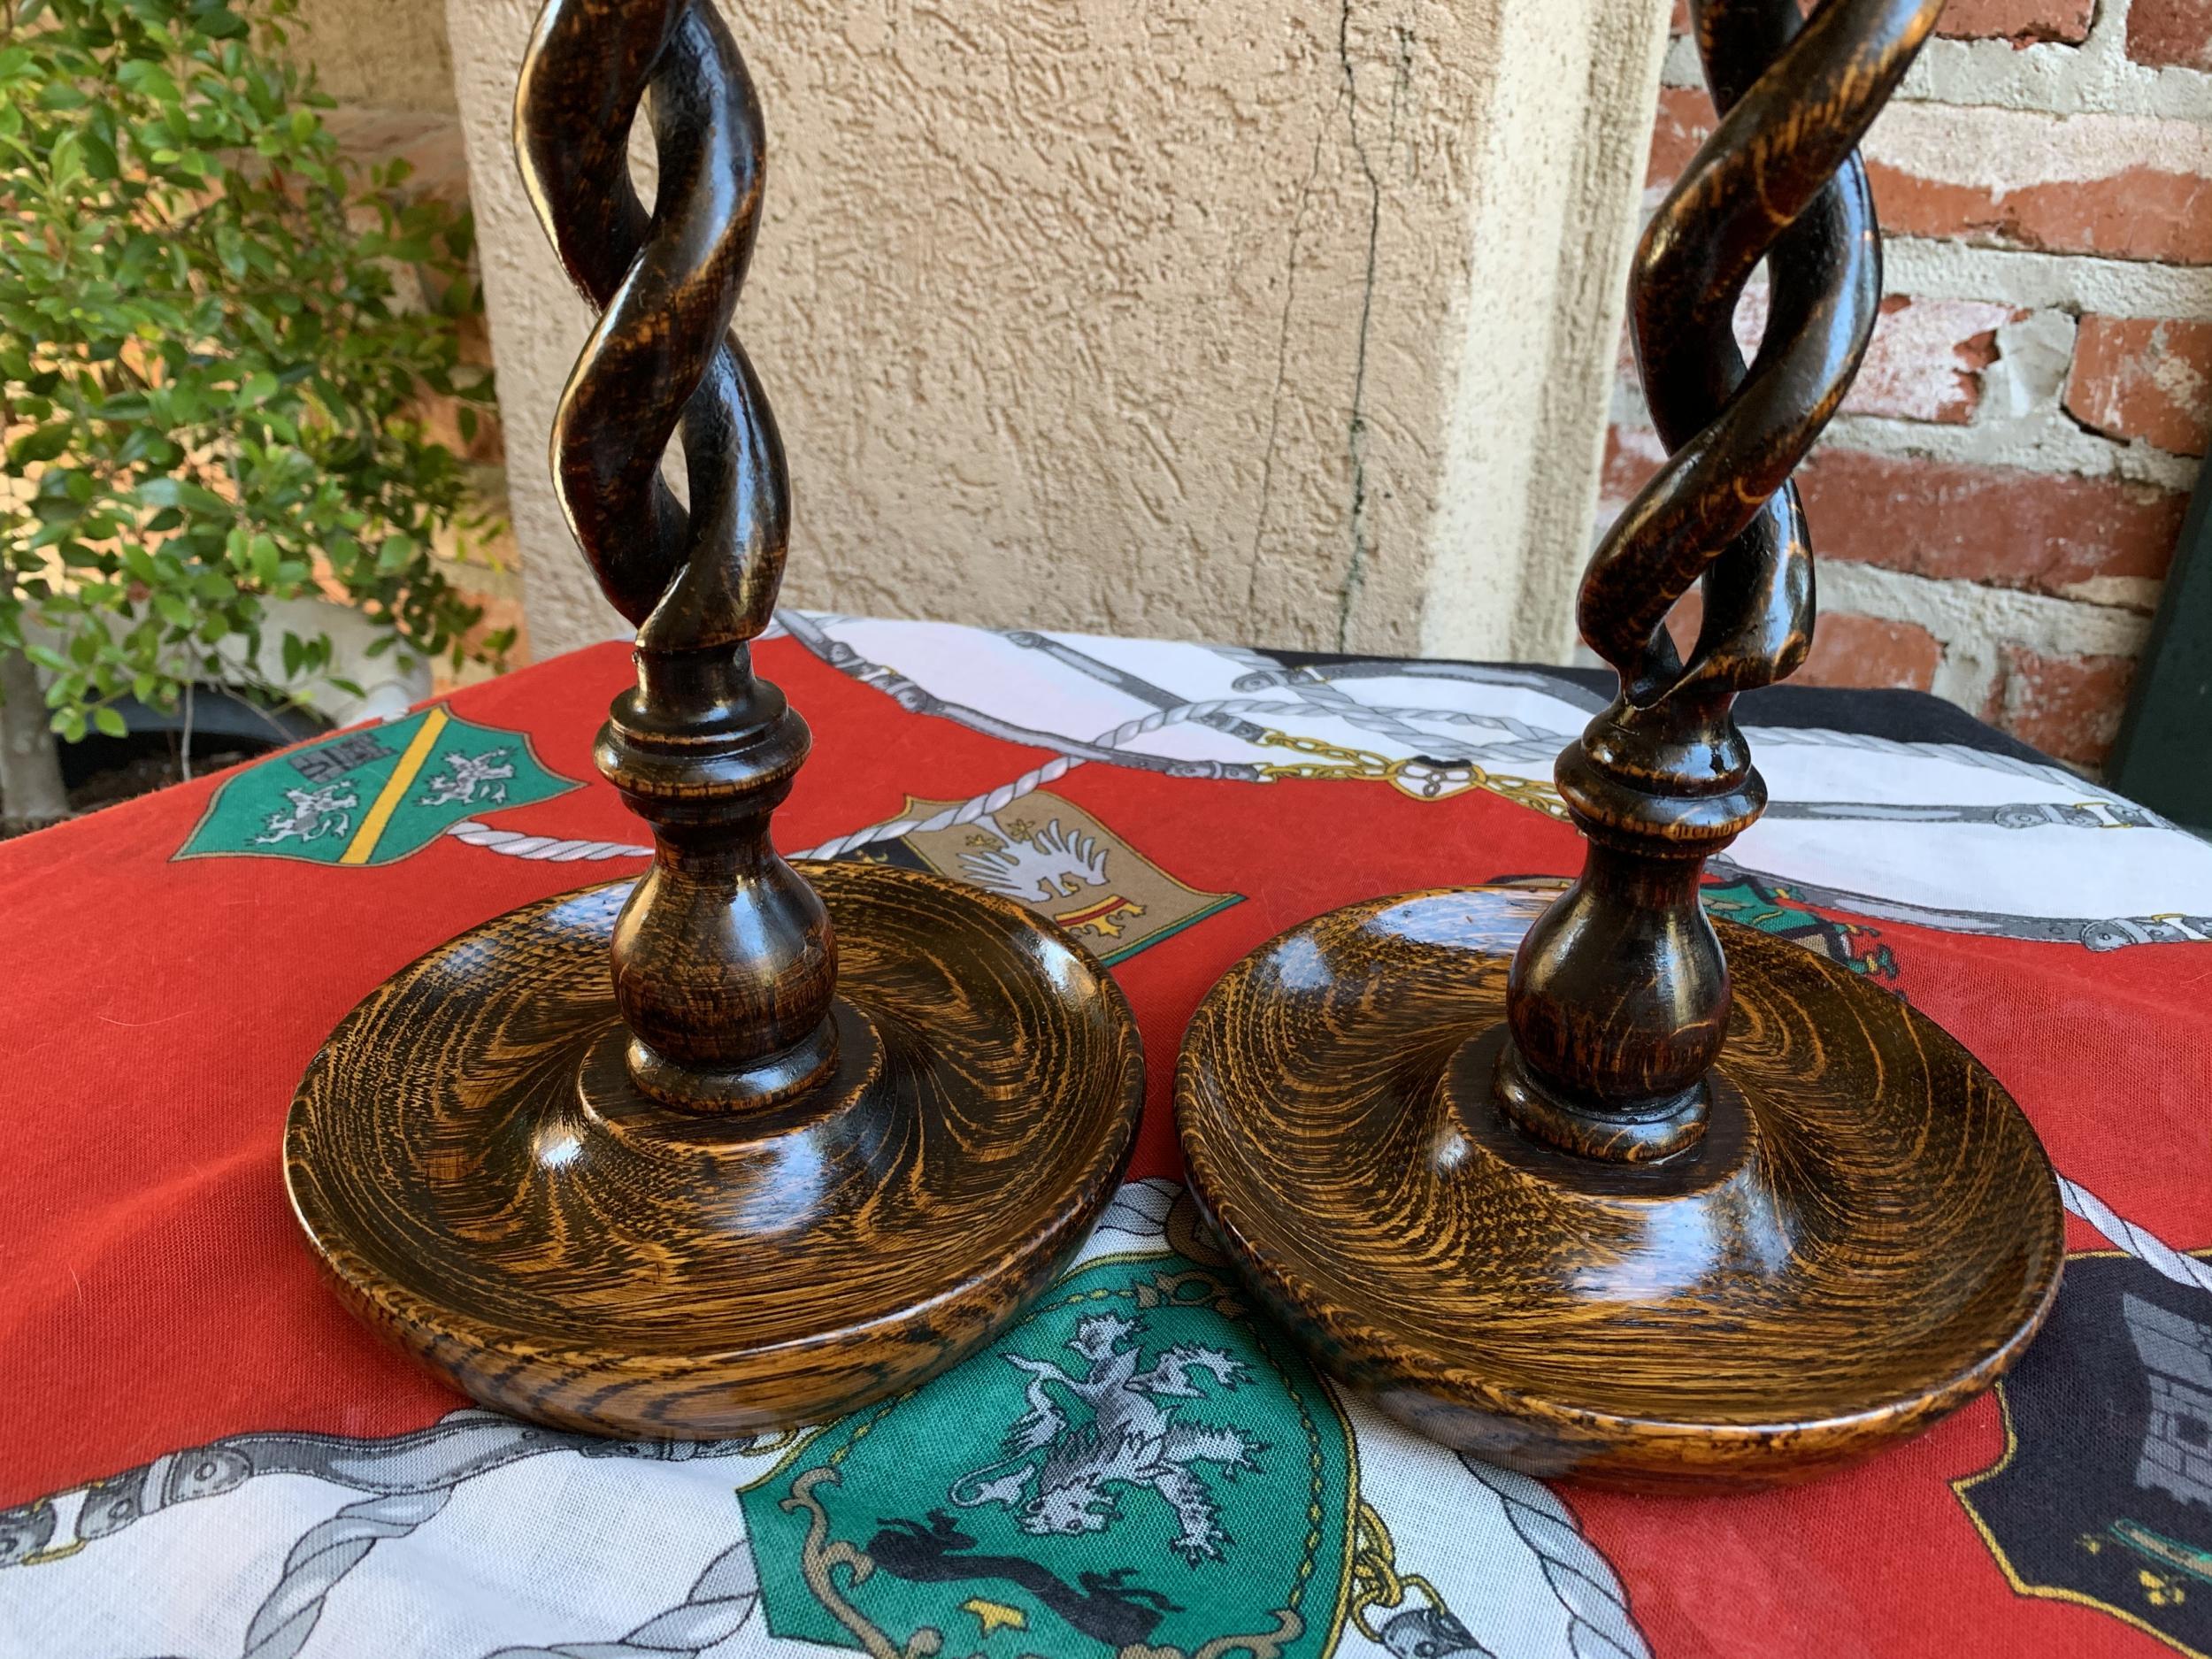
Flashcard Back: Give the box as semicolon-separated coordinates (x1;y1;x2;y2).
1176;0;2067;1487
1177;887;2064;1488
284;0;1146;1439
288;864;1144;1438
1504;0;1947;1161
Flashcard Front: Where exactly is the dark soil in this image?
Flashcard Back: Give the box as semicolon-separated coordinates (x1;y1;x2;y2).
1;746;257;841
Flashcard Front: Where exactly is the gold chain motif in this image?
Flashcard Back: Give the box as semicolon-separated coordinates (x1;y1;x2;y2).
1253;731;1566;818
1348;1501;1458;1643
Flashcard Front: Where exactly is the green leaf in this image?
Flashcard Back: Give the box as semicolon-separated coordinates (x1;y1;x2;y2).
7;423;72;467
49;129;82;186
4;0;503;714
116;61;183;105
81;130;119;180
92;705;128;740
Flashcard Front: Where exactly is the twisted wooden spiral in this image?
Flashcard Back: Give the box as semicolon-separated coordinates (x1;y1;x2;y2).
517;0;785;647
516;0;833;1108
286;0;1151;1440
1500;0;1945;1161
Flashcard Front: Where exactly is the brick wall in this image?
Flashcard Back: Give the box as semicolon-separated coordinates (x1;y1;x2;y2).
1605;0;2212;769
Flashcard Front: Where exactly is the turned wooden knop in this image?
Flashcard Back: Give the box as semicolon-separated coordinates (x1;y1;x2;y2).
1496;0;1945;1163
518;0;834;1110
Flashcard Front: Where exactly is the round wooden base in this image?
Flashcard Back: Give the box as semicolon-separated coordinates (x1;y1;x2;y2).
1175;885;2064;1489
286;863;1144;1439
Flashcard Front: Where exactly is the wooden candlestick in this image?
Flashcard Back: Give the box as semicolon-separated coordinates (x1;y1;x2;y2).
283;0;1143;1439
1177;0;2065;1488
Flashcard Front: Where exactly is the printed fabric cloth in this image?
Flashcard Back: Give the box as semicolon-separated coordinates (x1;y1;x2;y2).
3;612;2209;1659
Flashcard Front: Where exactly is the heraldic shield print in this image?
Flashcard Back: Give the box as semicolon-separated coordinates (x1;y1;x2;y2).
174;705;577;865
831;794;1240;966
1955;1248;2212;1658
27;613;2203;1656
0;1183;1652;1659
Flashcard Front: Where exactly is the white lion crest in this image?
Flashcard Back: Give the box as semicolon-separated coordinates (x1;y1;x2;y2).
416;748;515;807
252;782;358;845
948;1312;1264;1565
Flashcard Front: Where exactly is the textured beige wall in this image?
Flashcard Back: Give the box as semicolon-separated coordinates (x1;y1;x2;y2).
291;0;457;113
447;0;1667;661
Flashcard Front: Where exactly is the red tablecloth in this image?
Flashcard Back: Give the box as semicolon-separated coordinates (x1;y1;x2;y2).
4;615;2208;1659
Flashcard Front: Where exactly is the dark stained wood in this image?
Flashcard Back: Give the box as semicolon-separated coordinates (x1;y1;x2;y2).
283;0;1144;1437
1177;887;2063;1489
288;865;1143;1437
519;0;828;1113
1177;0;2068;1486
1505;0;1940;1163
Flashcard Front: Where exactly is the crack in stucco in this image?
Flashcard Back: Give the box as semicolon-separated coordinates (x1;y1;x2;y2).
1245;119;1333;621
1333;10;1412;651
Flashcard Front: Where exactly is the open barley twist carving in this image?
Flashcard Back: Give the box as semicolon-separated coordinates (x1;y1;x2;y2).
1175;0;2062;1486
517;0;833;1109
284;0;1150;1444
1499;0;1946;1161
517;0;786;647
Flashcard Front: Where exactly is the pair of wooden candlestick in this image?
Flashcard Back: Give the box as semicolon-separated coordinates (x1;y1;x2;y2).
285;0;2062;1489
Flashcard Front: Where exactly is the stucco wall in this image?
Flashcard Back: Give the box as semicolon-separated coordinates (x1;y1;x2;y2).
446;0;1665;661
291;0;457;113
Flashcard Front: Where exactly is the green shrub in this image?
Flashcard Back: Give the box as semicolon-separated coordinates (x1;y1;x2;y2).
0;0;503;752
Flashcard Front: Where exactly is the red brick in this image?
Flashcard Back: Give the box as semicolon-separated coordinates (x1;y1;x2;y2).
1647;87;1713;196
1627;283;2012;426
1866;162;2212;265
1984;646;2137;767
2129;0;2212;71
1939;0;2093;44
1797;449;2185;596
1731;288;2011;423
1601;424;1670;512
2065;315;2212;457
1798;611;1944;690
1601;433;2186;600
1647;92;2212;265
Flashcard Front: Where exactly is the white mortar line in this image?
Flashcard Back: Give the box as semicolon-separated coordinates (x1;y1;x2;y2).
1822;411;2201;491
1820;559;2154;710
1883;237;2212;319
1663;0;2212;121
1608;389;2199;491
1902;0;2212;123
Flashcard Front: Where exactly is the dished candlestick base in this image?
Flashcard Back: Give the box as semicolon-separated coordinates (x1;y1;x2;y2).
1175;884;2064;1489
286;862;1144;1440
